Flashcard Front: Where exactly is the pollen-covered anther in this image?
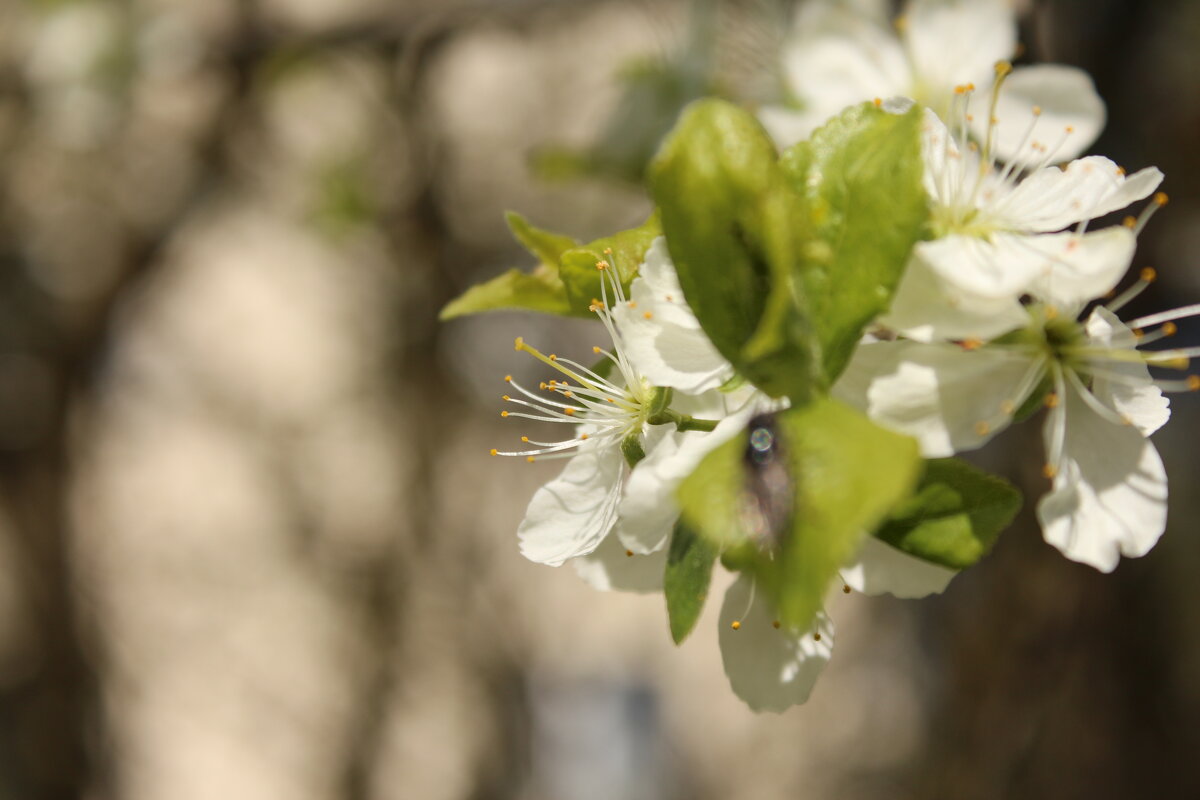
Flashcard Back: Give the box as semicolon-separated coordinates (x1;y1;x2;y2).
1141;267;1157;283
504;375;512;383
730;620;742;631
592;346;602;354
842;584;851;594
526;456;536;463
563;407;575;416
1123;216;1137;228
772;620;781;630
514;336;524;351
1031;105;1042;117
603;247;613;255
624;549;633;558
813;632;822;642
1042;463;1058;479
502;394;510;401
1065;125;1075;134
960;337;983;351
579;433;589;440
549;354;557;361
500;410;509;417
595;260;609;271
873;97;882;107
1044;393;1060;408
1188;375;1200;392
1163;322;1178;337
1155;192;1170;206
489;448;498;456
994;60;1013;78
1117;165;1127;176
1133;329;1145;339
627;301;636;309
643;311;653;320
974;421;991;436
521;436;529;443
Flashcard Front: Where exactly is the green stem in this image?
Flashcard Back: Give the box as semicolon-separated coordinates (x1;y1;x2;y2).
647;409;719;432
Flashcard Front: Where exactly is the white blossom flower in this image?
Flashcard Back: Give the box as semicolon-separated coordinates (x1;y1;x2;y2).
882;102;1163;343
494;248;736;573
836;267;1198;572
759;0;1104;161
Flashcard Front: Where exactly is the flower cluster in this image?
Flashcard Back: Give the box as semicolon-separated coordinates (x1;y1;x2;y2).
445;0;1193;712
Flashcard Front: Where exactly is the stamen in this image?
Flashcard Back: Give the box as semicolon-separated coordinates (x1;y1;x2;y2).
1133;193;1168;236
1125;303;1200;331
1105;267;1156;314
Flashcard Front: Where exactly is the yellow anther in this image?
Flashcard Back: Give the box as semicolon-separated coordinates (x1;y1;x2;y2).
514;336;524;351
625;550;634;558
1163;356;1189;370
1044;393;1060;408
1032;105;1043;116
1141;266;1157;283
549;354;557;361
1116;166;1127;175
1133;328;1145;339
772;620;781;630
504;374;512;382
954;84;968;95
580;433;589;440
501;410;509;417
563;390;574;397
489;448;498;456
1155;192;1170;206
731;620;741;631
1163;322;1178;337
643;311;653;320
502;394;510;401
564;407;575;416
1065;125;1075;134
994;60;1013;77
1123;215;1137;228
842;584;851;594
974;421;991;436
593;346;602;354
967;82;976;92
539;382;548;390
665;294;674;302
873;97;883;107
966;114;975;123
961;337;983;351
603;247;613;255
1189;375;1200;392
813;632;822;642
526;456;536;463
595;260;609;270
1042;464;1058;479
521;436;529;442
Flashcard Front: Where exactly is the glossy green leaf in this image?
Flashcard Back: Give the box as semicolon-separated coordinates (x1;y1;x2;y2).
663;520;719;644
649;99;819;401
677;399;921;630
505;211;578;270
558;212;662;315
780;102;928;381
439;212;577;319
438;266;570;320
875;458;1022;569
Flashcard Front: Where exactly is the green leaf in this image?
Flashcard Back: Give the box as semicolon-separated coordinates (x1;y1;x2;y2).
439;212;578;319
438;266;571;320
558;211;662;315
677;399;921;630
505;211;578;269
875;458;1022;569
780;102;928;381
663;520;719;644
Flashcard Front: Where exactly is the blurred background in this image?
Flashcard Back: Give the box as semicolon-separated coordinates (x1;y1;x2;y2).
0;0;1198;798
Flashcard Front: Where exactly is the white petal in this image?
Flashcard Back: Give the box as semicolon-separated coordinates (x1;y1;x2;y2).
833;340;1038;458
918;233;1056;302
1085;307;1170;436
572;532;666;593
991;157;1125;233
614;240;733;394
1036;383;1168;572
618;409;758;554
718;574;834;712
517;446;624;566
841;535;957;598
1023;227;1137;308
881;255;1029;342
905;0;1017;102
983;64;1106;163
